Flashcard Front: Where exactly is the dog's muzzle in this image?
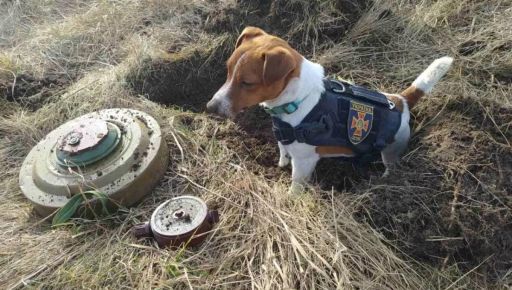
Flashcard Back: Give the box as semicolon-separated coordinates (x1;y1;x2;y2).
206;99;219;114
206;98;233;119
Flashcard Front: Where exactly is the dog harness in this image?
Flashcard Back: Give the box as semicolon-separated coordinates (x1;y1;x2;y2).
270;79;402;162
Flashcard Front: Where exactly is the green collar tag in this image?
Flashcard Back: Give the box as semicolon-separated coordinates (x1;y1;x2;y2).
263;97;307;115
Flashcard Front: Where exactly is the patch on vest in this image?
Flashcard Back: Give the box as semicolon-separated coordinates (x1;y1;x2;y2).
348;101;373;144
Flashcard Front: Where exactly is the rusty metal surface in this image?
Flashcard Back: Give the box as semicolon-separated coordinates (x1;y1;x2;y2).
152;196;208;236
133;196;219;248
57;119;109;154
56;122;122;167
19;109;169;217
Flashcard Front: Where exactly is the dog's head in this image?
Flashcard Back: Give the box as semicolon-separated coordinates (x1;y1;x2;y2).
206;27;302;118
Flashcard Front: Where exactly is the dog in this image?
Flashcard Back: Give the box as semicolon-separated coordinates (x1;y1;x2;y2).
206;26;453;192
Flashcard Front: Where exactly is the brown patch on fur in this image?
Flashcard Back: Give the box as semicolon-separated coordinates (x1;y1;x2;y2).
400;85;424;109
235;27;266;48
384;94;404;112
221;28;303;115
315;146;355;157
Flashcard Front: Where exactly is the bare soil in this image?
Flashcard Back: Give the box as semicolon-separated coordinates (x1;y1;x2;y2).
0;73;67;110
127;45;228;112
203;0;370;52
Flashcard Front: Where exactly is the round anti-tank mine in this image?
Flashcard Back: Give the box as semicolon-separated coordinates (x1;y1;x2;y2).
19;109;169;217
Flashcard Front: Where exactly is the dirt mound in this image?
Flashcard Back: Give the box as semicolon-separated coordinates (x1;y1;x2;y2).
203;0;370;54
0;73;67;110
215;107;287;179
125;0;372;112
360;96;512;279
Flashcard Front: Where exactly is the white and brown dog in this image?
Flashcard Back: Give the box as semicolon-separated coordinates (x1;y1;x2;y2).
207;27;453;192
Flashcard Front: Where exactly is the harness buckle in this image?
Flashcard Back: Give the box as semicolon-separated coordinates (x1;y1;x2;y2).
330;80;346;93
387;99;396;110
275;130;289;144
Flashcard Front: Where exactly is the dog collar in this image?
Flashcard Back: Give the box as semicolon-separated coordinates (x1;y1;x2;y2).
263;97;307;115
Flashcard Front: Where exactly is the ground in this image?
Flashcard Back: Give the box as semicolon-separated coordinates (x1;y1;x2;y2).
0;0;511;289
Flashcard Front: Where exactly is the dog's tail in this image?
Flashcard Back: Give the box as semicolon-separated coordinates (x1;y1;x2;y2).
401;56;453;109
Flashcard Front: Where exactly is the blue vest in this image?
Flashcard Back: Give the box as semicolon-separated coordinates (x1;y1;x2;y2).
271;79;402;163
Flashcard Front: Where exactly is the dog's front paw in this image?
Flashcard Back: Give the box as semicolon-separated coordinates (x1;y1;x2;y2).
381;169;391;178
278;155;290;167
382;163;399;178
288;182;306;195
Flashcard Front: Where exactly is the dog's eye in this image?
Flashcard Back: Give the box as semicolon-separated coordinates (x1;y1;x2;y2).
241;81;254;87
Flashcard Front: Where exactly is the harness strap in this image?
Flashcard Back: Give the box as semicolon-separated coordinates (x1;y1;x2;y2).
272;116;331;145
325;79;395;109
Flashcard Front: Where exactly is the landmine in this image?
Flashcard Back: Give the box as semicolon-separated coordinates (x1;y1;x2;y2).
19;109;169;217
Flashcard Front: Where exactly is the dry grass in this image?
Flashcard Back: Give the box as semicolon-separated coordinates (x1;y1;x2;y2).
1;0;511;289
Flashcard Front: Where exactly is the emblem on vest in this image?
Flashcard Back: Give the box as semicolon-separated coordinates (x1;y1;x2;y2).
348;101;374;144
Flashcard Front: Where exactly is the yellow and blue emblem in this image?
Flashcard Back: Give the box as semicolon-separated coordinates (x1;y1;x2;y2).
348;101;373;144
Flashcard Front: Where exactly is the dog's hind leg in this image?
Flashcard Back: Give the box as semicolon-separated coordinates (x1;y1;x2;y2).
381;100;411;177
381;133;409;177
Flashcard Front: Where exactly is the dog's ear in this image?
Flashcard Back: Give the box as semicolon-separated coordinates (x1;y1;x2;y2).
262;47;296;85
235;27;266;48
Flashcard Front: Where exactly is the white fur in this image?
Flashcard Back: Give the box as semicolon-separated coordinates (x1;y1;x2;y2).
412;56;453;93
210;82;233;116
208;53;248;117
262;58;325;127
264;59;326;190
381;94;410;177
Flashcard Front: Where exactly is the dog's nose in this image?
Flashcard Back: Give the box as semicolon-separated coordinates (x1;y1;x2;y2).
206;99;219;114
